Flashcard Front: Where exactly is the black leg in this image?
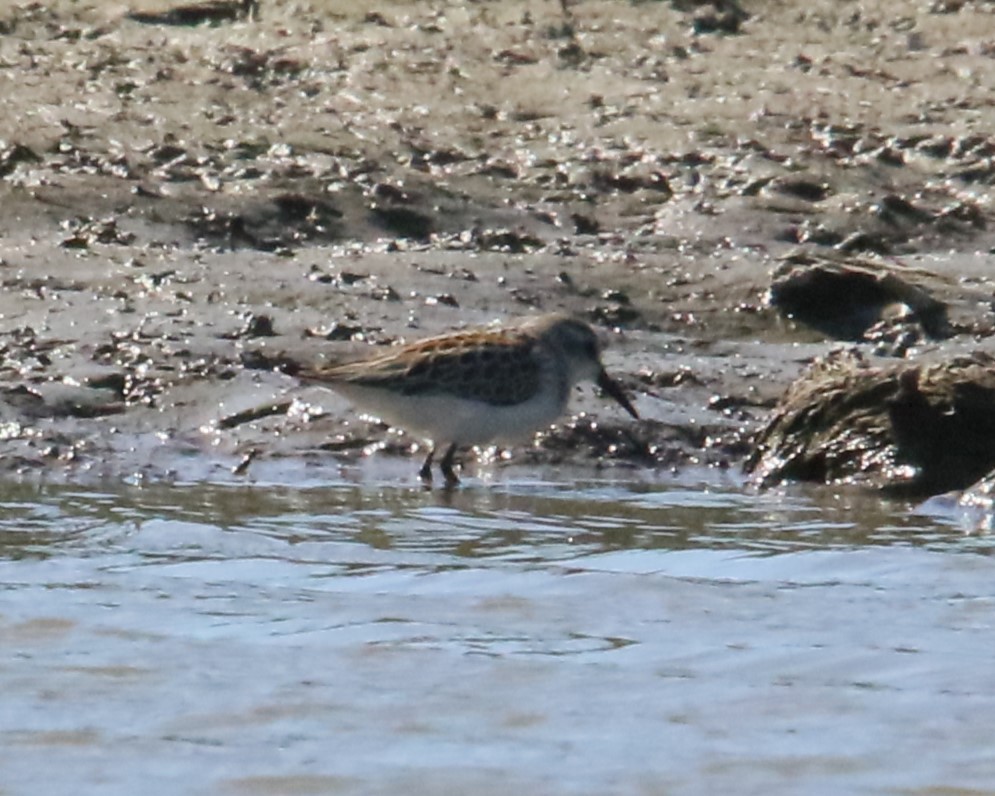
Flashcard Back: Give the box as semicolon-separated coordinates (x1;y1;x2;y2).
418;447;435;481
439;443;460;486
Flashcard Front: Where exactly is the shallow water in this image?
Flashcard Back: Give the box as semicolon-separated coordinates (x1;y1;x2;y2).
1;465;994;795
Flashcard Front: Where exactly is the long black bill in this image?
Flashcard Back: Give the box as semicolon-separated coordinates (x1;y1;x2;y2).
596;369;639;419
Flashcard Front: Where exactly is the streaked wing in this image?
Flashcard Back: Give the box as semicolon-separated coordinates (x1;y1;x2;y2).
302;329;542;406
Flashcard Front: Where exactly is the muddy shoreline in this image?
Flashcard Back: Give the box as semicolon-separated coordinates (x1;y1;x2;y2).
1;0;994;487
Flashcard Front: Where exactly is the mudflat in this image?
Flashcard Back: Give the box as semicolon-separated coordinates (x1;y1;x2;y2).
1;0;993;484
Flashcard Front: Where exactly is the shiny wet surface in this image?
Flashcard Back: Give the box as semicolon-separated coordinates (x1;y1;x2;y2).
1;466;993;794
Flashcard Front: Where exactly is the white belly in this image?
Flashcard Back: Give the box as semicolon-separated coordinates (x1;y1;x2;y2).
329;383;567;446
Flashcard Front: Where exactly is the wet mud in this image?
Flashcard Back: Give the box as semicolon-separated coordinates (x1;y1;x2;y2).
1;0;995;489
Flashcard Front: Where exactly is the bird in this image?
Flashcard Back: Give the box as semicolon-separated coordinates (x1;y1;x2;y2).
298;313;639;485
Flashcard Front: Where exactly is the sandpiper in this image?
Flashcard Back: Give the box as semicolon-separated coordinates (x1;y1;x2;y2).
299;313;639;484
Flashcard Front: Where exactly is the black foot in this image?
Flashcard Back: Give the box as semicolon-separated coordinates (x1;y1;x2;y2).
440;443;460;486
418;447;435;481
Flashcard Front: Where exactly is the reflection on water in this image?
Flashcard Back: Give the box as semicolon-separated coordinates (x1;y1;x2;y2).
0;469;994;795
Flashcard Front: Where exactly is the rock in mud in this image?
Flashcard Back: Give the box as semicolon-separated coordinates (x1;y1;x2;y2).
767;254;948;345
125;0;258;26
746;351;995;497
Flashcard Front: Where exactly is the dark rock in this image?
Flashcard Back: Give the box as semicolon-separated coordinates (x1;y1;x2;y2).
768;256;948;342
747;352;995;496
